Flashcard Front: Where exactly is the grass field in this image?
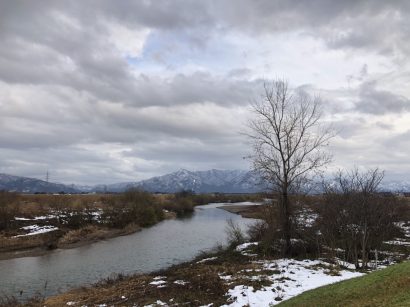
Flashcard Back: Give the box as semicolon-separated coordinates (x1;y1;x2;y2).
279;261;410;307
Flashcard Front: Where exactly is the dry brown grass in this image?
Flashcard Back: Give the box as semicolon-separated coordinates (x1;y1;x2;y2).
58;224;141;246
0;234;45;251
43;249;255;307
58;225;106;245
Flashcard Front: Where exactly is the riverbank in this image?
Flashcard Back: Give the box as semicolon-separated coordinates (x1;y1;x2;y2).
3;198;409;306
0;192;262;261
218;203;266;219
0;212;179;261
5;242;407;307
0;201;259;301
0;191;185;260
0;223;142;261
16;242;381;307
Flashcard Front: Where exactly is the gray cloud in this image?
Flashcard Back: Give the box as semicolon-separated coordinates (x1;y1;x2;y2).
1;1;410;184
356;81;410;114
212;1;410;56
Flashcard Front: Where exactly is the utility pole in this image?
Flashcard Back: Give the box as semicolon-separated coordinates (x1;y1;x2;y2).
46;170;49;183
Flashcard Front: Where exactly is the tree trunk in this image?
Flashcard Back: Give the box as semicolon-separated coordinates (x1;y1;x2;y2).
361;222;368;269
282;190;291;256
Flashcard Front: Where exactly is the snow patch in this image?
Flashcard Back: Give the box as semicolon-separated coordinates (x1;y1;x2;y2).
144;300;167;306
197;257;218;263
222;258;363;306
384;239;410;246
13;225;58;237
235;242;258;251
153;276;166;280
173;280;189;285
149;280;167;286
296;208;318;227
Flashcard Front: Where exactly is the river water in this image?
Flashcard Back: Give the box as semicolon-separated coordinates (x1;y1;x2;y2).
0;202;256;300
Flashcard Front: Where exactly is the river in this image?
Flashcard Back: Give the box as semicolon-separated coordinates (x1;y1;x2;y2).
0;202;257;300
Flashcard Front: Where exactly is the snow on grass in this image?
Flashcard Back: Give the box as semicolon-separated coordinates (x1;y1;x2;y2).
197;257;218;263
33;214;58;220
396;221;410;236
382;221;410;247
149;280;167;286
384;239;410;246
14;217;32;221
173;280;189;285
222;258;363;306
219;273;233;281
153;276;167;280
15;210;104;223
149;276;167;287
296;208;318;228
14;214;57;221
144;300;167;306
13;225;59;237
235;242;258;252
382;222;410;247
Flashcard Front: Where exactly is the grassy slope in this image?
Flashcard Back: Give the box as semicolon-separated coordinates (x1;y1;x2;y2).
279;261;410;307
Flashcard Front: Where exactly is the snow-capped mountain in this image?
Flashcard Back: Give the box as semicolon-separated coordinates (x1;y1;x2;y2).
134;169;264;193
380;181;410;193
96;169;265;193
0;173;79;193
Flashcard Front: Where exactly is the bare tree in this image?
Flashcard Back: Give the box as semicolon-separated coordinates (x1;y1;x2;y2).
247;79;333;255
320;168;402;269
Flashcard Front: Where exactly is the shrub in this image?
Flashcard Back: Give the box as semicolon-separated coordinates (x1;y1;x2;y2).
225;218;245;247
0;191;20;231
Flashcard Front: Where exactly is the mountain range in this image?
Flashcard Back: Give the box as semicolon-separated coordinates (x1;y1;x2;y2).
1;169;410;194
94;169;264;193
0;169;264;194
0;173;78;194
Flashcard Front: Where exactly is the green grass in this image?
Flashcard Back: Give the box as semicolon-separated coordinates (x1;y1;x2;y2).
279;261;410;307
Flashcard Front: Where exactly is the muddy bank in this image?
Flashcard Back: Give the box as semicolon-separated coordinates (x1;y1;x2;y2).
218;203;266;219
0;211;179;261
0;225;142;261
40;243;370;307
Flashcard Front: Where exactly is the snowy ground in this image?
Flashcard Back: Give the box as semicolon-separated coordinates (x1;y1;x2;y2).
222;258;363;306
142;256;363;307
217;242;363;306
136;243;364;307
383;221;410;247
11;209;104;238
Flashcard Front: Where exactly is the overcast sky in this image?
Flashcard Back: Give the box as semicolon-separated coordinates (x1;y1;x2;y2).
1;0;410;185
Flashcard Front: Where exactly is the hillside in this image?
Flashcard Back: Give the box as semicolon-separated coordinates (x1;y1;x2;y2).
0;173;79;194
279;261;410;307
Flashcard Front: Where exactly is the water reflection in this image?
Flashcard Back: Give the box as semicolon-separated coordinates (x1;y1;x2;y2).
0;202;256;299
